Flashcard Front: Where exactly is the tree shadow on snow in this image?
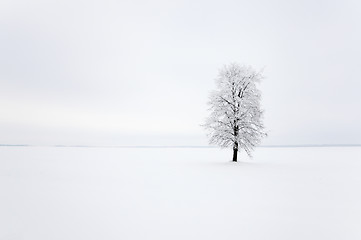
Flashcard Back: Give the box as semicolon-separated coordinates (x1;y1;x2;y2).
205;160;261;167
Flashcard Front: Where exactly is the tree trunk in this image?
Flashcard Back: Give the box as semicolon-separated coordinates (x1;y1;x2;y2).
232;148;238;162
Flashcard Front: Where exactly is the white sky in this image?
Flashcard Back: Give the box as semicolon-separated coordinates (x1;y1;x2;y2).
1;0;360;145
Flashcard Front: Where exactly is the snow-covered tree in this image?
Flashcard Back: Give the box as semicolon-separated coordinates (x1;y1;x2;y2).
204;63;266;162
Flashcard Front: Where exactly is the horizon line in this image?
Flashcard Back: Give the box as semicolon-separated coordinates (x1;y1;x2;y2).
0;144;361;148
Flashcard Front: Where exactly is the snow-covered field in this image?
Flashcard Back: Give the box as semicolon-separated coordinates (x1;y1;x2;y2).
1;146;360;240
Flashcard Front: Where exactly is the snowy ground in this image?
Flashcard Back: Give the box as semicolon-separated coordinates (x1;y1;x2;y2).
1;146;360;240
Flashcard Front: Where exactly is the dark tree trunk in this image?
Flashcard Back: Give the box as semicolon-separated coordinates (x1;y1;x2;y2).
232;142;238;162
232;148;238;162
233;121;239;162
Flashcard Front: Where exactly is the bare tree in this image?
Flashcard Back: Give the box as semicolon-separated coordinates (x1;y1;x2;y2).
204;63;266;162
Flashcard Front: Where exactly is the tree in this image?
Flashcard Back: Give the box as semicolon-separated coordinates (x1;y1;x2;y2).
204;63;266;162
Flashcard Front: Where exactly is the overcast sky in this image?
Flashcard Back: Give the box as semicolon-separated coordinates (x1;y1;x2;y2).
1;0;360;146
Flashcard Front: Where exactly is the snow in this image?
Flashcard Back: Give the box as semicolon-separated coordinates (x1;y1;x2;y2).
1;146;360;240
